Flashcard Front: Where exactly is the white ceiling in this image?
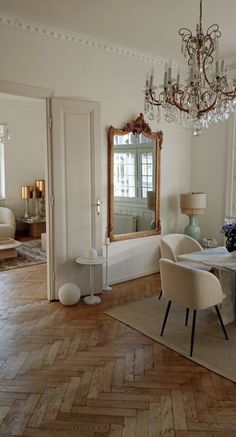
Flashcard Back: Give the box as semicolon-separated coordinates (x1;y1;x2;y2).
0;0;235;61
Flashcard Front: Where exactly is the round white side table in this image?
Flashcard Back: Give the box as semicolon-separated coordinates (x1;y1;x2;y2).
75;256;106;305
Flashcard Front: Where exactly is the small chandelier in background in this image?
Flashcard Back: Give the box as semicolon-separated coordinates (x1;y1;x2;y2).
0;122;10;141
143;0;236;136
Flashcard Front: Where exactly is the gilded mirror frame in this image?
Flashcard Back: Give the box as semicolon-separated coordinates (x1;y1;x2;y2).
108;113;163;242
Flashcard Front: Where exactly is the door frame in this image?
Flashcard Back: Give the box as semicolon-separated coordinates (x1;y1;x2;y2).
0;80;55;300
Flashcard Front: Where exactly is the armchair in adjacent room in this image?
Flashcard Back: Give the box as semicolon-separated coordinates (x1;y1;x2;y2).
0;207;16;239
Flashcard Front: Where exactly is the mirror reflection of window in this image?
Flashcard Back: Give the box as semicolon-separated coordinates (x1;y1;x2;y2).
114;152;135;198
114;145;155;202
108;114;162;241
140;152;153;198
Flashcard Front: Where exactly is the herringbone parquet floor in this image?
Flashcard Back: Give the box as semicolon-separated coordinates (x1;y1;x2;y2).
0;264;235;436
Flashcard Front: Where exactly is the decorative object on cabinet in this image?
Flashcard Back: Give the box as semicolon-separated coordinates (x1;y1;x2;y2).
108;113;162;242
202;237;217;249
21;185;33;219
180;192;206;241
143;0;236;136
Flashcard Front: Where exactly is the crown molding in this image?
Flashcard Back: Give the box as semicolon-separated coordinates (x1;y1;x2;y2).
0;11;174;68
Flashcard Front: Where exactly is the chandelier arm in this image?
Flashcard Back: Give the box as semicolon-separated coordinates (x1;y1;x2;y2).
221;91;236;99
206;24;221;39
147;90;161;106
171;89;190;114
149;89;162;106
202;57;214;85
198;99;218;115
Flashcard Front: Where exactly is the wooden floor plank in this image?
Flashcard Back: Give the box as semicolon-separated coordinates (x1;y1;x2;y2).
0;265;233;435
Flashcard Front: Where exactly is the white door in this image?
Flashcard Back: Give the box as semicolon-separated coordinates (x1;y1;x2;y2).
50;98;103;298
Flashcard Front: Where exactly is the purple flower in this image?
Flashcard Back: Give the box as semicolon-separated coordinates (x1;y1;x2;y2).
221;223;236;237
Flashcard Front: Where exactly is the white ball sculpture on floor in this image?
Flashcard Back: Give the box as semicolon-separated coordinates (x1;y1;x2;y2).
58;282;81;306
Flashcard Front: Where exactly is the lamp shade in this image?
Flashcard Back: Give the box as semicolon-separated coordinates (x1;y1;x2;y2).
35;179;45;194
21;185;33;199
147;191;156;212
180;192;206;215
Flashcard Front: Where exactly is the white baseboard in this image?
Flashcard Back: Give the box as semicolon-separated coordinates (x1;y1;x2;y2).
109;266;160;286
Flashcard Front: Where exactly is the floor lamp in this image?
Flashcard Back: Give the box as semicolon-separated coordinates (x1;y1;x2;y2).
180;192;206;241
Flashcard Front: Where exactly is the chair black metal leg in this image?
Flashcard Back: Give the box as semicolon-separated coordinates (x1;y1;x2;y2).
190;310;197;357
215;305;229;340
185;308;189;326
158;290;162;300
160;300;171;336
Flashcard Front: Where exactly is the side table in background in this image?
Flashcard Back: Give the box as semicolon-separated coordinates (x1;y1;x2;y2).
22;218;46;238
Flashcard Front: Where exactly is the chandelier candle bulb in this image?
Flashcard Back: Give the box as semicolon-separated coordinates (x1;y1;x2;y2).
177;66;180;87
150;73;154;88
164;71;167;88
221;59;224;73
164;63;168;88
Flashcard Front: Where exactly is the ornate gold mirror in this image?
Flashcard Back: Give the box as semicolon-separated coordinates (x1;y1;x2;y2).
108;113;162;241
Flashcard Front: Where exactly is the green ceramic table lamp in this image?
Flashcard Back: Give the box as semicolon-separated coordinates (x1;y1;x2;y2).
180;192;206;241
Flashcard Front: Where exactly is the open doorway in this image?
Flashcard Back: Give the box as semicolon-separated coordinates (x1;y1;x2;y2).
0;92;48;299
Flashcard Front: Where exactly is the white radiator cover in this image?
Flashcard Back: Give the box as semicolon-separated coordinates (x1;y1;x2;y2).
114;213;137;234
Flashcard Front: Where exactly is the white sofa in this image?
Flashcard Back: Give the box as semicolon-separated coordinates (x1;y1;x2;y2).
0;207;16;239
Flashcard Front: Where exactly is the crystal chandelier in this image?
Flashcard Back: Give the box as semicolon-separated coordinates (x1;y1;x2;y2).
143;0;236;136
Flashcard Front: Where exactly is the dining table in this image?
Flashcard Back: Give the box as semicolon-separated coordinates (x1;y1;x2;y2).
178;246;236;325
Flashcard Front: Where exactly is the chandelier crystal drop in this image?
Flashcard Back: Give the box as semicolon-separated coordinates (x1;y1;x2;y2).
143;0;236;136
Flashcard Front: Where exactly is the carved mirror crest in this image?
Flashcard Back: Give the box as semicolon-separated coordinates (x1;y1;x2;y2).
108;113;162;242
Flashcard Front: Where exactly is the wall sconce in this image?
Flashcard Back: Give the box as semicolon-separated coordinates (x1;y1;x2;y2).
180;192;206;241
21;185;33;219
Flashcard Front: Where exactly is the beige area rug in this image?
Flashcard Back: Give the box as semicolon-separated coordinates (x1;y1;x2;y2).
105;296;236;382
0;240;47;272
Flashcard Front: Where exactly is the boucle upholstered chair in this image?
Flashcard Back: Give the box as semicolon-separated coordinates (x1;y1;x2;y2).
158;233;210;299
0;207;16;239
159;259;228;357
160;233;204;263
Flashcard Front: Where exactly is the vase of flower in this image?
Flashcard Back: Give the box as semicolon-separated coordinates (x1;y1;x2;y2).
221;222;236;256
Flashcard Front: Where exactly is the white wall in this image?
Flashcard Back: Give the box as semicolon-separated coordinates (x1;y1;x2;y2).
0;94;46;220
0;24;191;283
190;120;230;246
